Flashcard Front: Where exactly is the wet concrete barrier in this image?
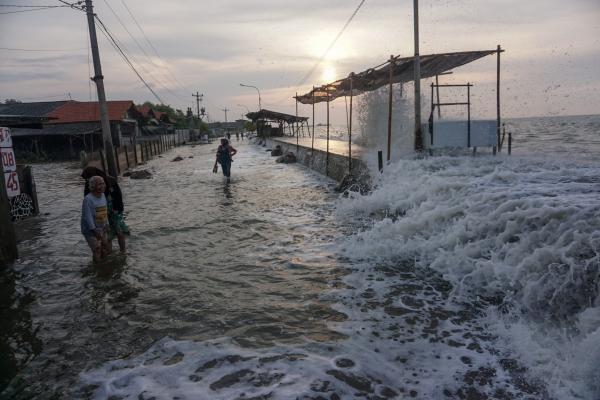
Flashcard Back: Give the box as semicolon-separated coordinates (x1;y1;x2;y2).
264;137;370;185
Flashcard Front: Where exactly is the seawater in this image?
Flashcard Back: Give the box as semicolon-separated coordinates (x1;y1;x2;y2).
1;115;599;399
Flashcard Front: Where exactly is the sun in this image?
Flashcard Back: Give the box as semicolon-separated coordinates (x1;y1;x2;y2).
322;65;337;84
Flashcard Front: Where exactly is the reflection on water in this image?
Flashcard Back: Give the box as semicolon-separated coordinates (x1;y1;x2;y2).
0;142;345;398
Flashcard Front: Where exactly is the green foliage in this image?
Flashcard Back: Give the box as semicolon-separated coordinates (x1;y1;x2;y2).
244;121;256;132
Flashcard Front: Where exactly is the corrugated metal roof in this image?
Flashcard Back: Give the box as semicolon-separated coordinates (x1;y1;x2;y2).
245;109;308;123
0;101;67;117
295;49;499;104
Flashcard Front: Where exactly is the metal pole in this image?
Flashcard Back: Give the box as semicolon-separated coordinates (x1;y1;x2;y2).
387;55;394;161
85;0;117;178
349;74;353;175
413;0;423;151
496;44;502;151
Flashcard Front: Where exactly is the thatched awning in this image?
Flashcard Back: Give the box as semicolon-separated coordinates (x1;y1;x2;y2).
295;49;499;104
246;109;308;123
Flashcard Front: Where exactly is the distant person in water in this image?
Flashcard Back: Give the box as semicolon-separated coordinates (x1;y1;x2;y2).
81;166;130;253
241;131;244;140
235;132;239;141
81;176;109;262
214;138;237;182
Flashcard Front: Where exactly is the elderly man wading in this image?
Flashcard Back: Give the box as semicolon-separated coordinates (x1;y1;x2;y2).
81;176;110;263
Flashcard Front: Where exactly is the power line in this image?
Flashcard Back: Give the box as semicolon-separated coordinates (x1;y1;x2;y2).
0;6;68;14
0;47;87;52
297;0;366;87
94;15;165;104
118;0;189;94
99;0;189;103
266;0;367;107
0;4;67;7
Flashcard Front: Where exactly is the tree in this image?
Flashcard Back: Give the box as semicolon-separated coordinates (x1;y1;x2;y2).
4;99;22;104
244;121;256;132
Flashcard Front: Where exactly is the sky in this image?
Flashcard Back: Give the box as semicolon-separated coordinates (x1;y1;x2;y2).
1;0;599;124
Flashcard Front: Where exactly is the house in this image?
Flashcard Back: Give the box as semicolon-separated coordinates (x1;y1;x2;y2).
3;100;143;160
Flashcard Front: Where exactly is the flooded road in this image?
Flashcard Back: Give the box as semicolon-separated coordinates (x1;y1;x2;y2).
1;134;582;399
1;141;347;398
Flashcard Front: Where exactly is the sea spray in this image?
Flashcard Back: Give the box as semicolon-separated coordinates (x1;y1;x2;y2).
336;154;600;398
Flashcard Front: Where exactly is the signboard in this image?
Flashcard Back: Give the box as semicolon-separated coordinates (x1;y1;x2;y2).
0;127;12;147
4;171;20;197
0;127;19;197
423;120;498;149
1;147;17;172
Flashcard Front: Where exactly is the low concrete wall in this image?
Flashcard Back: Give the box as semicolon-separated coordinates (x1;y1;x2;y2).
265;137;368;183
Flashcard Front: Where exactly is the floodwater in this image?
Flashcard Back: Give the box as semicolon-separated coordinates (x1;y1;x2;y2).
2;115;599;400
1;141;347;398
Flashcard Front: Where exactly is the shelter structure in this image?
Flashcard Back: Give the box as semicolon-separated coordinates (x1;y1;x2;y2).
295;46;505;176
246;109;309;139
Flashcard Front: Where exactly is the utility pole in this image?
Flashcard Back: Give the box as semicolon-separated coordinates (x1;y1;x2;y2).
221;108;229;123
84;0;117;178
193;92;203;123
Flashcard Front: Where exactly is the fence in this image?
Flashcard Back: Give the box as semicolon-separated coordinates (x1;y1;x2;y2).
83;131;190;175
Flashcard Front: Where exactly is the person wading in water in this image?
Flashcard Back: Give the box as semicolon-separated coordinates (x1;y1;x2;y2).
214;138;237;183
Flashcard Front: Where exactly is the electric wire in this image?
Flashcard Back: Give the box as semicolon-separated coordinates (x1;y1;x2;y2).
94;15;165;104
265;0;366;107
100;0;189;103
118;0;189;94
0;6;68;14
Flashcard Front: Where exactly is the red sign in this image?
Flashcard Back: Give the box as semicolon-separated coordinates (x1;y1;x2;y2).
1;147;16;172
4;171;20;197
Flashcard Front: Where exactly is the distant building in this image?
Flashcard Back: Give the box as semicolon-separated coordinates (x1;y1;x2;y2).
1;100;142;160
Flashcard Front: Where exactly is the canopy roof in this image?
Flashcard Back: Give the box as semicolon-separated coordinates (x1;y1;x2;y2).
246;109;308;123
295;49;499;105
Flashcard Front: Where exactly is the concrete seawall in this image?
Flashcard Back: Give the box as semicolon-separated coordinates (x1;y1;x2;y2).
264;137;369;183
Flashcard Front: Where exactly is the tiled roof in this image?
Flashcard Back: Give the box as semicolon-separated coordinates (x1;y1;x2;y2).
47;100;135;123
138;105;155;118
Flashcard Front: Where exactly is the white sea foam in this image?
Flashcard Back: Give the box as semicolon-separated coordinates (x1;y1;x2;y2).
336;154;600;399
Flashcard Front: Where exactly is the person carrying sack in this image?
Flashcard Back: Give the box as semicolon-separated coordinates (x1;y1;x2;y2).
214;138;237;182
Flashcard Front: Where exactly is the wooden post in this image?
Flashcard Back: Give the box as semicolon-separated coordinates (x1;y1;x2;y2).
0;159;18;265
496;44;502;153
114;146;121;175
99;150;106;173
467;82;471;148
435;74;441;118
348;73;354;175
326;86;330;176
296;92;299;153
413;0;423;151
508;132;512;155
378;150;383;172
387;55;394;161
124;144;130;168
311;86;315;158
